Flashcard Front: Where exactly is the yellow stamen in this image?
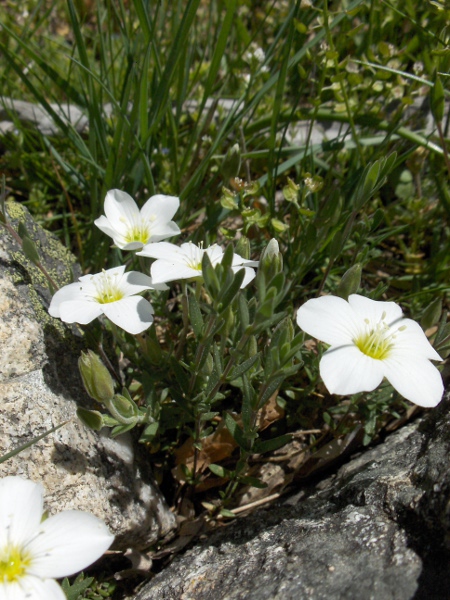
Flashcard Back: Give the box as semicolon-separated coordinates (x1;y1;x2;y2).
354;317;400;360
93;271;124;304
124;223;151;245
0;547;30;582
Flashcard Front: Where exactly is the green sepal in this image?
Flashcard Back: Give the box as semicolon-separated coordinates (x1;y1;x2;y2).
76;407;104;431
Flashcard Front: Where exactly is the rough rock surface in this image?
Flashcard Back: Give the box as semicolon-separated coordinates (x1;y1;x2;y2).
0;201;176;549
136;394;450;600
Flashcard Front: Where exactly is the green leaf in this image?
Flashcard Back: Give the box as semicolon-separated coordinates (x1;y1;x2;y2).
188;292;204;338
431;72;445;123
224;412;250;450
229;354;261;381
21;236;40;265
253;434;292;455
217;269;245;313
209;463;232;478
139;421;159;443
61;574;94;600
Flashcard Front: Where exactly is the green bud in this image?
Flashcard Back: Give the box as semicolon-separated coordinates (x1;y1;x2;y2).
105;393;139;425
221;143;241;181
283;177;300;203
337;264;362;300
78;350;115;404
259;239;283;282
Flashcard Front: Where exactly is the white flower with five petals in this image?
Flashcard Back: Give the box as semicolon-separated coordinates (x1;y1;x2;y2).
137;241;259;288
49;266;163;334
0;476;114;600
94;189;181;250
296;294;444;407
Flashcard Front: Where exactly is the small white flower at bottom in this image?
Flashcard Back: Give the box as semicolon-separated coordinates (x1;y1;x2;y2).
0;476;114;600
296;294;444;407
49;265;164;334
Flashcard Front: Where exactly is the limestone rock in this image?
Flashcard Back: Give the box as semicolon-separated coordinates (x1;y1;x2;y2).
135;396;450;600
0;201;176;549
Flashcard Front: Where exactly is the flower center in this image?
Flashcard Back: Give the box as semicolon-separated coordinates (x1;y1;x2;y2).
184;243;204;271
93;271;124;304
0;547;30;582
124;223;152;245
354;314;398;360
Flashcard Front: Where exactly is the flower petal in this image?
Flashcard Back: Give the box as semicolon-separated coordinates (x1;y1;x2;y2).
57;300;103;325
140;194;180;224
151;260;201;284
0;577;65;600
320;345;385;395
389;318;443;361
120;271;154;295
27;510;113;579
103;189;140;233
0;477;43;548
102;296;154;334
348;294;403;326
48;282;88;318
296;296;362;346
382;356;444;407
148;222;182;243
138;241;182;260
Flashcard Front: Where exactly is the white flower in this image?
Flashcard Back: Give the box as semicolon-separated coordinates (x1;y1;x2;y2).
296;294;444;407
0;476;114;600
94;189;181;250
137;241;259;288
49;266;162;334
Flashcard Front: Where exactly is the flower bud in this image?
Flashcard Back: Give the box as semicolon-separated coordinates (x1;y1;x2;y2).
337;263;362;300
260;239;283;281
78;350;115;404
105;393;139;425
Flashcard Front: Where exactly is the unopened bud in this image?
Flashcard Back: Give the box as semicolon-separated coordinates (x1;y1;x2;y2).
78;350;115;403
260;239;283;281
337;264;362;300
105;392;139;425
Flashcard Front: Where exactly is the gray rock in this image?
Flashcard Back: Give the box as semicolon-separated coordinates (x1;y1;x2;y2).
135;395;450;600
0;201;176;549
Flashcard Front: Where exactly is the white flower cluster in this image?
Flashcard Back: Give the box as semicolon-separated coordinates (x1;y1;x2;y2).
49;189;444;408
49;190;258;335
